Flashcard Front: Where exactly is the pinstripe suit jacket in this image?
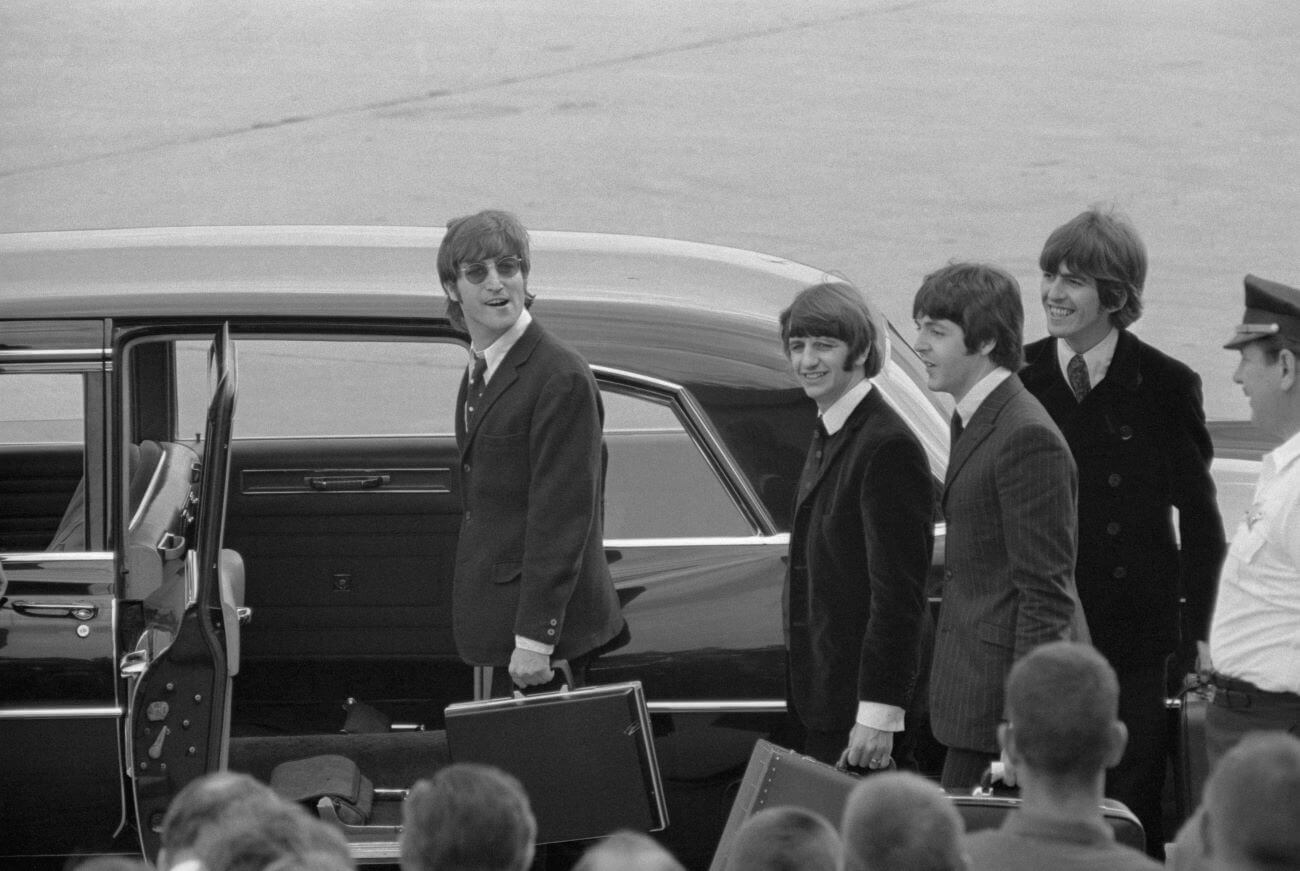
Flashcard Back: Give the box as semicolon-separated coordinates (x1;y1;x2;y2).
929;374;1086;754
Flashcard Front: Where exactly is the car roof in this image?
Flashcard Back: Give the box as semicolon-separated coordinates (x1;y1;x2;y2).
0;225;929;395
0;225;825;321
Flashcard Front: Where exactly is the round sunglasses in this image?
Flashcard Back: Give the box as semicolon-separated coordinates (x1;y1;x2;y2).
457;256;523;284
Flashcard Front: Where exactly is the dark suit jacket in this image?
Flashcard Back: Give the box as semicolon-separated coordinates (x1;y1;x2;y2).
929;374;1083;754
453;319;623;666
1021;332;1225;667
786;388;934;731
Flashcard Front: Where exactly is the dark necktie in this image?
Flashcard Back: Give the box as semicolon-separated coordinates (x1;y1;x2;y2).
470;353;487;396
950;412;964;456
1067;354;1091;403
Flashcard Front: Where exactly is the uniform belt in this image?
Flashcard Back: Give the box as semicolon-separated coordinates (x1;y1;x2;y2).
1206;671;1300;707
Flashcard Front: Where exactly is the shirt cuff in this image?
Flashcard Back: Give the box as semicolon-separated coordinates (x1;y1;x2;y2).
856;701;905;732
515;635;555;656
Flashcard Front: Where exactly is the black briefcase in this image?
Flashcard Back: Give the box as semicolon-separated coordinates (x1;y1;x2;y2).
709;740;859;871
443;681;667;845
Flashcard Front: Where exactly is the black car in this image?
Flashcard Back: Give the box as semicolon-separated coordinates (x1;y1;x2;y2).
0;226;1259;866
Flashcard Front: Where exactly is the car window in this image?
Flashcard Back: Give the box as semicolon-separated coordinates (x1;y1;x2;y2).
0;374;84;444
601;387;753;539
0;373;87;552
177;338;467;439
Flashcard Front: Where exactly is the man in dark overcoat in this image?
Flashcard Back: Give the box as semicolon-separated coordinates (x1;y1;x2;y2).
1020;207;1225;854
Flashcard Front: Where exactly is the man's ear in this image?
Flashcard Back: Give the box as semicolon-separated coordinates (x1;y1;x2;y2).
978;338;997;358
1104;721;1129;768
1279;348;1297;390
997;722;1012;754
442;282;461;303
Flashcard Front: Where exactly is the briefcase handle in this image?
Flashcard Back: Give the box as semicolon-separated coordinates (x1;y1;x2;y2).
511;659;577;698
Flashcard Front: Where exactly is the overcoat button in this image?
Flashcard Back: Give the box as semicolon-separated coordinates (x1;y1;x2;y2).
1113;566;1127;579
1106;522;1120;535
1108;473;1121;487
1119;425;1134;440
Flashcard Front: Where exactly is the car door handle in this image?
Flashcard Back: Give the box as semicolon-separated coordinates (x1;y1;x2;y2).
304;474;391;491
12;600;98;620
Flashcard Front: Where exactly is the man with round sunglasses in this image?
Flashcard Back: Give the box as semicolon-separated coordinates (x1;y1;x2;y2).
437;209;624;696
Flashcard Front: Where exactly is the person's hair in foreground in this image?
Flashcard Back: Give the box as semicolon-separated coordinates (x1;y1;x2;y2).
572;830;686;871
840;771;966;871
400;763;536;871
436;209;534;332
779;280;889;378
1038;205;1146;329
726;805;840;871
1202;731;1300;871
158;771;352;871
1004;640;1123;785
912;262;1025;371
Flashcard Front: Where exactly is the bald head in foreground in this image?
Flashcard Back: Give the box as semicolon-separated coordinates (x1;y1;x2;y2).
840;770;965;871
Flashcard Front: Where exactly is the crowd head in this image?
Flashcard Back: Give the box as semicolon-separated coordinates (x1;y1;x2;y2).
840;771;966;871
400;763;537;871
727;806;840;871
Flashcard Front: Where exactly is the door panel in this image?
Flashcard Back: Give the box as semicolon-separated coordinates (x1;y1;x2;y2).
223;436;463;661
126;325;236;859
0;554;122;855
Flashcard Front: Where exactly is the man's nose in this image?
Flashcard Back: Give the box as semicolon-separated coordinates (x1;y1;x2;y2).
483;264;504;288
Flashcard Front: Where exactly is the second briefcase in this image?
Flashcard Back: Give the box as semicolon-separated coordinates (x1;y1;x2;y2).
444;681;667;845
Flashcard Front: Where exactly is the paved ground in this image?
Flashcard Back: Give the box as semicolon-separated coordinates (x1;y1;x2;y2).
2;0;1298;417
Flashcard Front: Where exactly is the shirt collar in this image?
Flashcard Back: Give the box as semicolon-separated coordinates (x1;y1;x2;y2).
1004;808;1115;846
819;378;874;435
955;367;1012;425
473;308;532;382
1055;327;1119;387
1266;427;1300;476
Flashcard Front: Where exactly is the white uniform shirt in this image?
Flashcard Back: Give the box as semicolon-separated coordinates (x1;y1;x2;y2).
1209;428;1300;694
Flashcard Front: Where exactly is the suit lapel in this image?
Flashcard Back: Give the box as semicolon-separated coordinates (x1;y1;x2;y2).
943;376;1020;498
462;321;542;452
793;389;881;516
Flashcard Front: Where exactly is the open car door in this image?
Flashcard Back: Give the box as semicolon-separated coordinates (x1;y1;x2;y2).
123;324;237;859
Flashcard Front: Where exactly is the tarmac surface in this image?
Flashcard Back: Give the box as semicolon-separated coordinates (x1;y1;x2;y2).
2;0;1298;418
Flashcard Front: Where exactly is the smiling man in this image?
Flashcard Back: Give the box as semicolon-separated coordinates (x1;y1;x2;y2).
779;281;933;772
912;262;1084;788
1019;207;1224;855
438;210;623;695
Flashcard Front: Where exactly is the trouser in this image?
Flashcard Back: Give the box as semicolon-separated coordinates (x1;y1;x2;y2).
1204;671;1300;770
1106;662;1169;858
939;746;999;789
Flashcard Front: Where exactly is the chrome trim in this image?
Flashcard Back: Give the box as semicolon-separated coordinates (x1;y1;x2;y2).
606;534;788;548
0;551;113;563
0;348;109;363
350;842;402;862
591;364;683;395
0;706;123;719
647;700;787;715
128;451;170;531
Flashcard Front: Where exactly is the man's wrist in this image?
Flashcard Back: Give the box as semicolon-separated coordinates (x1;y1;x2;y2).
514;635;555;656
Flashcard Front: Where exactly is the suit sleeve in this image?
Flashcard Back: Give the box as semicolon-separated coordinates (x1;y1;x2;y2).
857;433;934;709
514;365;604;645
996;422;1079;661
1164;367;1227;645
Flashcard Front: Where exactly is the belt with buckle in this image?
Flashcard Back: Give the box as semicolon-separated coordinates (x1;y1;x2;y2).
1206;671;1300;708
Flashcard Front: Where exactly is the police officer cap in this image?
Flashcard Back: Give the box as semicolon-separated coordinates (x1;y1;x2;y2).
1224;274;1300;349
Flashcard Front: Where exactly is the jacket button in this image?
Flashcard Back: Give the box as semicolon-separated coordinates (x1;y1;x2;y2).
463;464;471;473
944;570;954;581
1119;425;1134;440
1108;473;1121;487
1106;522;1121;535
549;619;557;626
546;629;556;636
1113;566;1127;579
